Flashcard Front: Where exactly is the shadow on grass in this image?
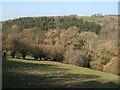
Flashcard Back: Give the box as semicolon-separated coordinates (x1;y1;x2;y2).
2;59;119;88
2;59;70;88
2;59;69;72
3;71;119;88
70;80;119;88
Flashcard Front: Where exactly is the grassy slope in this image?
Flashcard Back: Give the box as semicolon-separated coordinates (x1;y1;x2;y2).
3;58;119;88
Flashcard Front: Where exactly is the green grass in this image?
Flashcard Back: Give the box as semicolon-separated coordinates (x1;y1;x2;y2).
3;58;119;88
78;16;118;24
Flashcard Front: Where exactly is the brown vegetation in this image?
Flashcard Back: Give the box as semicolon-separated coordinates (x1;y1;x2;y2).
2;16;118;75
103;57;119;75
90;60;103;71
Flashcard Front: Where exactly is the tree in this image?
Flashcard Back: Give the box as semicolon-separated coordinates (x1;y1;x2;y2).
13;35;30;59
3;16;101;34
63;49;90;67
2;28;19;58
30;45;45;60
103;57;119;75
21;29;46;44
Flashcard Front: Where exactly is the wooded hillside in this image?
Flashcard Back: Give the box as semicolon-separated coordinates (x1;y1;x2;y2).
2;15;119;75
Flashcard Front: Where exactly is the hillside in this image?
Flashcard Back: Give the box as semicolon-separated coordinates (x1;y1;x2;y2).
3;58;119;88
2;15;101;34
2;15;119;76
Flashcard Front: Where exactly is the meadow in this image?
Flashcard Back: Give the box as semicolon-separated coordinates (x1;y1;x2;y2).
2;15;119;88
3;58;119;88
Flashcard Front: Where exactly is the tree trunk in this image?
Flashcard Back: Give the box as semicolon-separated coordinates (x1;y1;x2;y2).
11;51;15;58
12;55;15;58
87;62;90;68
23;55;26;59
34;57;37;60
3;52;6;58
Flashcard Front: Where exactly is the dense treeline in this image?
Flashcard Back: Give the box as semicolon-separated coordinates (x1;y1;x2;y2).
2;15;119;75
2;15;101;34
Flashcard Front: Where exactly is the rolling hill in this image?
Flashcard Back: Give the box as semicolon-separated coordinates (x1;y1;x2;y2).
3;58;119;88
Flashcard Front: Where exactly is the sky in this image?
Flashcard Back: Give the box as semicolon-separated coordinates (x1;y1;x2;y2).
1;2;119;21
1;0;120;2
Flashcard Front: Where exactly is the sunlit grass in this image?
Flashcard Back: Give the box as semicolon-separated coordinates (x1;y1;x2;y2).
3;58;119;88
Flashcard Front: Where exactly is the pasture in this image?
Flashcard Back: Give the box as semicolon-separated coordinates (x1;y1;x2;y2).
2;58;119;88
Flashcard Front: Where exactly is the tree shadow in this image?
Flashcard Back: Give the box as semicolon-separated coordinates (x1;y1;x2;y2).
2;59;119;88
2;59;70;88
69;80;119;88
24;58;34;60
58;73;100;79
3;71;119;88
2;59;70;72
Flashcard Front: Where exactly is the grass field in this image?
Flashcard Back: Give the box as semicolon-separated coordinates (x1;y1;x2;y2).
3;58;120;88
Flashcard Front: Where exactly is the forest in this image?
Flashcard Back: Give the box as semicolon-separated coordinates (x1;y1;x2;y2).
2;15;119;76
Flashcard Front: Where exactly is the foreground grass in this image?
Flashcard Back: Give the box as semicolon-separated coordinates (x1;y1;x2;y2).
3;58;119;88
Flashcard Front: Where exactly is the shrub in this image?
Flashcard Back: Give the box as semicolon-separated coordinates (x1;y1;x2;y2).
90;60;103;71
30;45;42;60
15;53;21;59
100;57;110;65
74;39;86;50
43;45;64;61
95;49;111;65
48;51;64;61
79;31;98;50
13;36;30;59
63;49;90;67
103;57;119;75
10;50;15;58
30;44;64;61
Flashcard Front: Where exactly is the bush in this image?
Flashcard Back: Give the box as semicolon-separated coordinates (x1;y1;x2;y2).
13;36;30;59
15;53;21;59
30;45;42;60
93;39;116;64
10;50;15;58
43;45;64;61
30;44;64;61
103;57;119;75
63;49;90;67
95;49;111;65
100;57;109;65
48;51;64;61
31;44;53;60
90;60;103;71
